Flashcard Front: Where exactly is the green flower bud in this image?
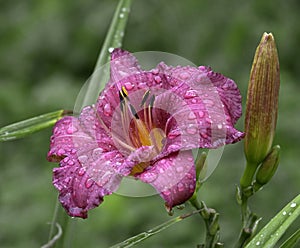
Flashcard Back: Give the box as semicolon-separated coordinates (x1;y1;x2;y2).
255;145;280;188
244;32;280;165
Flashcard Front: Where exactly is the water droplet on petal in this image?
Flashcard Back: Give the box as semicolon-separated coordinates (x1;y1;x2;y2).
66;126;78;134
85;178;94;189
154;76;162;83
92;148;103;160
203;99;214;106
184;90;198;99
176;166;184;173
57;148;65;156
217;124;223;129
142;172;158;183
179;72;190;80
124;82;134;90
162;190;171;196
198;111;205;118
188;111;196;120
177;183;185;192
104;103;112;116
64;177;71;184
67;160;75;166
187;156;193;162
78;155;88;164
187;125;198;135
78;167;85;176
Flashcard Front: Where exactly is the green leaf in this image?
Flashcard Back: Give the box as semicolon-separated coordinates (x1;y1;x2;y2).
0;110;69;141
279;228;300;248
109;210;200;248
79;0;133;109
245;194;300;248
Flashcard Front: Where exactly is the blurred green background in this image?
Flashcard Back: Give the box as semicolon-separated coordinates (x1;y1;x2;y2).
0;0;299;247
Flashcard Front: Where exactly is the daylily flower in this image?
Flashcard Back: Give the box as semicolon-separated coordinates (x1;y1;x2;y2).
47;49;244;218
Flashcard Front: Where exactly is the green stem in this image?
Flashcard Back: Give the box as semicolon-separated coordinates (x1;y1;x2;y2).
189;198;223;248
236;162;262;248
240;161;258;189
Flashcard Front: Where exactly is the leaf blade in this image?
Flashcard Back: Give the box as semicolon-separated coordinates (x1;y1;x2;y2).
245;194;300;248
0;110;69;141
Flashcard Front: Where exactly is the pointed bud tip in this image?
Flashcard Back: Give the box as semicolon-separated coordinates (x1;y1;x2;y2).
262;32;274;42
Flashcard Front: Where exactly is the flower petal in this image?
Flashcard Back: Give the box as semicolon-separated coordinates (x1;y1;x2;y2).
156;63;242;124
136;150;196;210
110;48;142;83
53;150;123;218
151;64;244;152
48;106;129;218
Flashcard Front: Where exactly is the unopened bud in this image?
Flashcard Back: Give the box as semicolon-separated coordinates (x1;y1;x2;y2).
255;145;280;188
244;32;280;165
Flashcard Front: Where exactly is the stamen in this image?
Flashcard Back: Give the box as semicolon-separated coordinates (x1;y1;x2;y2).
140;90;150;107
148;95;155;129
129;104;139;119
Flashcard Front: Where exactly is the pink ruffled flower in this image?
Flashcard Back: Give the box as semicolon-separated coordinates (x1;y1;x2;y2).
47;49;244;218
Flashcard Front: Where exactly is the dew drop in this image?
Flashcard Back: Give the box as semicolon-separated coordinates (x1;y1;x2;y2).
176;166;183;173
124;82;134;90
187;125;198;135
198;110;205;118
63;119;71;125
104;103;112;116
184;90;197;99
206;117;213;124
85;178;94;189
282;211;287;215
203;99;214;106
67;160;75;166
163;190;171;196
119;13;124;18
188;111;196;120
290;202;297;208
256;241;260;246
57;148;65;156
78;155;88;164
217;124;223;129
179;72;190;80
64;177;71;184
92;148;103;160
108;47;114;53
154;75;162;83
66;126;78;134
78;167;85;176
187;156;193;162
142;172;157;183
177;183;184;192
63;157;70;163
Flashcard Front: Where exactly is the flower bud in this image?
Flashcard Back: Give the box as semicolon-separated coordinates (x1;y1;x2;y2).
255;145;280;188
244;32;280;165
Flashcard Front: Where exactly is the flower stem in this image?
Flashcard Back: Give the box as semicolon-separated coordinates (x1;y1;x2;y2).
240;161;258;189
236;165;262;248
189;198;223;248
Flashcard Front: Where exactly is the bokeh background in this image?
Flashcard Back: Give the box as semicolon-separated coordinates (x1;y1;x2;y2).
0;0;299;247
